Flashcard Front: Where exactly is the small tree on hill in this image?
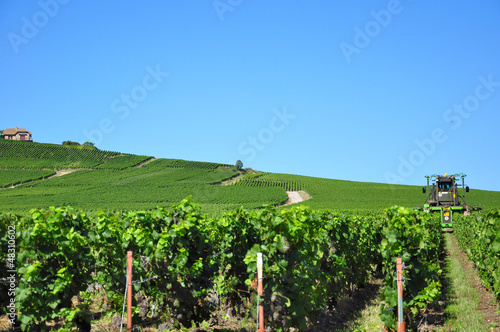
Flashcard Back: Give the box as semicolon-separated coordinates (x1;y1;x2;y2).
62;141;80;146
235;160;243;171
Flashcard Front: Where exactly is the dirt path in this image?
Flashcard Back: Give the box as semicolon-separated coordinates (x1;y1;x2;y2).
51;169;79;177
134;157;157;167
6;169;82;188
283;190;312;205
220;173;244;185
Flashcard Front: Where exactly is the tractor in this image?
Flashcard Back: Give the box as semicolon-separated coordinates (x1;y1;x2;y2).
416;173;481;227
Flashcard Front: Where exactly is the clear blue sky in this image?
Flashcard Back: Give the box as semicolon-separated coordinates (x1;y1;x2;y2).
1;1;499;191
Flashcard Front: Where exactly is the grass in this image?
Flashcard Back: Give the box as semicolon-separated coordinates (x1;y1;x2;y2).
338;298;385;332
441;233;490;332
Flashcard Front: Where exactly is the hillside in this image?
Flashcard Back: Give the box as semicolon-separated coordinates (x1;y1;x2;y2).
1;140;499;213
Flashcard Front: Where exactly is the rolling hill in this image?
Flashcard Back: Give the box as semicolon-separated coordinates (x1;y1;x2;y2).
1;140;499;213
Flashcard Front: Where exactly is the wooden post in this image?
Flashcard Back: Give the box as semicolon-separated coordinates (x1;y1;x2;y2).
257;253;264;332
127;251;133;332
397;257;405;332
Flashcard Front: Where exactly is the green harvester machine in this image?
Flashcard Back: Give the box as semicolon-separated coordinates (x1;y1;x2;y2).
416;173;482;227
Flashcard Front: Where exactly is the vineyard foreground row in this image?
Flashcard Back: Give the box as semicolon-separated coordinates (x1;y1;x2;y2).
1;199;499;331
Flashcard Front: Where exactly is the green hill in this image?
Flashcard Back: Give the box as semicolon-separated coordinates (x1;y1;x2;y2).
1;140;499;213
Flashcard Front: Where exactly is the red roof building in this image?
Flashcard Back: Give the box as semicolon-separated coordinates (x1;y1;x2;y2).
1;127;32;141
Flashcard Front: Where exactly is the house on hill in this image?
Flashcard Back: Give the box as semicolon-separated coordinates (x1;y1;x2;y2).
1;127;33;141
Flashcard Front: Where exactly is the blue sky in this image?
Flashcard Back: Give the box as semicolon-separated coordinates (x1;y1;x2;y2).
1;1;499;191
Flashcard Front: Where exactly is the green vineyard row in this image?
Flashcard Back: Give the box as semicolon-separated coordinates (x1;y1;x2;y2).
0;140;121;169
0;140;232;172
143;158;232;170
231;173;305;192
0;170;56;188
0;166;285;213
454;210;500;299
1;200;445;331
95;155;153;170
2;141;499;213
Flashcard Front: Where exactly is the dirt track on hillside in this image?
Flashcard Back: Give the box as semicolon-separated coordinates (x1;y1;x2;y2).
283;190;311;205
3;169;81;189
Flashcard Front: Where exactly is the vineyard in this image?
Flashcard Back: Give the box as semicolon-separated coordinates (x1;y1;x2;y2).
1;141;499;213
454;210;500;299
2;199;476;331
0;140;500;331
95;155;154;170
2;200;497;331
0;168;288;210
0;167;287;213
143;159;233;170
0;141;288;213
0;170;56;188
232;172;500;212
230;173;305;192
0;140;121;169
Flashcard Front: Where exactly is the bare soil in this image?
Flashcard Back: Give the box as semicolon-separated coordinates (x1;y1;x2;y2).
4;168;81;189
283;190;312;206
134;157;157;167
51;169;79;177
305;276;384;331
